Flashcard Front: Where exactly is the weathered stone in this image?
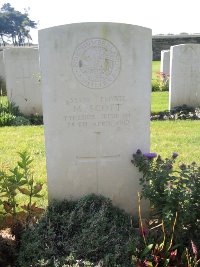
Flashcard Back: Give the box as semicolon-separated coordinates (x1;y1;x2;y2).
169;44;200;109
160;50;170;75
4;47;42;115
39;23;152;215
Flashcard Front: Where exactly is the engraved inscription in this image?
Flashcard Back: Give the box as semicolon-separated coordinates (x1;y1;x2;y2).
72;38;121;89
64;95;130;129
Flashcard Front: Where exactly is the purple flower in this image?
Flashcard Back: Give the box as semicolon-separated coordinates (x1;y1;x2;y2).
143;153;157;159
172;152;178;159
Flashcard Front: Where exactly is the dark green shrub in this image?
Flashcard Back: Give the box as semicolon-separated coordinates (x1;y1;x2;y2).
18;194;135;267
0;234;16;267
0;76;6;96
151;105;200;120
12;116;30;126
27;113;43;125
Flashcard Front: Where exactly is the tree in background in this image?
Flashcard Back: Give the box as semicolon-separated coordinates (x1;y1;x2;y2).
0;3;37;46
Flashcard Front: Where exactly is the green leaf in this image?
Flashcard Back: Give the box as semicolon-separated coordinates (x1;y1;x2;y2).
18;162;25;169
141;244;153;257
163;259;170;267
18;180;28;186
33;194;43;198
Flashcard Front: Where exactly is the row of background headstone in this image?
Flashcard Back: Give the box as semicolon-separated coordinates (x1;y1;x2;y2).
2;44;200;115
160;44;200;109
0;47;42;115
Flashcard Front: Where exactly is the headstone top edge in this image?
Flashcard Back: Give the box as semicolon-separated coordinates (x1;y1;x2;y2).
171;43;200;49
38;22;152;34
4;47;39;54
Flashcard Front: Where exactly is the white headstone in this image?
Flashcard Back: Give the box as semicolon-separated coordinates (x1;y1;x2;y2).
169;44;200;109
4;47;42;115
39;23;152;215
160;50;170;75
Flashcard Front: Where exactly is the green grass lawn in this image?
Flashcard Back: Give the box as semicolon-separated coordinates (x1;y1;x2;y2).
151;61;168;113
152;61;160;80
151;91;168;113
0;121;200;194
151;120;200;164
0;126;48;207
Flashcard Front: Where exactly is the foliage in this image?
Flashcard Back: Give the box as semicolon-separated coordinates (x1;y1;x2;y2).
12;116;30;126
0;97;43;126
0;76;6;96
0;233;16;267
0;97;21;126
27;113;43;125
0;98;21;115
131;200;200;267
18;194;135;267
0;151;44;241
152;72;169;92
0;3;37;46
151;105;200;121
0;112;16;126
131;150;200;250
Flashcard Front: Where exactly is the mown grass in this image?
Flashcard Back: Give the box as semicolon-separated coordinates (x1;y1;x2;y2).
0;121;200;196
151;61;169;113
0;126;48;207
151;120;200;164
152;61;160;80
151;91;168;113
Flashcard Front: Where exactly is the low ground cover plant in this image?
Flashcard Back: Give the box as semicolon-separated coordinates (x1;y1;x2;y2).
0;97;43;126
151;105;200;121
18;194;136;267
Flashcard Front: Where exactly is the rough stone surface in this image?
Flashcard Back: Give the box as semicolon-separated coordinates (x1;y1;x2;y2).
160;50;170;75
39;23;152;215
4;47;42;115
169;44;200;109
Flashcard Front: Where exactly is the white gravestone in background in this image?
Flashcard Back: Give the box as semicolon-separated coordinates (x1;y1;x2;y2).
4;48;42;115
169;44;200;109
39;23;152;215
160;50;170;76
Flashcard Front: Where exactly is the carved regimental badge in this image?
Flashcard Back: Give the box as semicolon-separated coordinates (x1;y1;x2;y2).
72;38;121;89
